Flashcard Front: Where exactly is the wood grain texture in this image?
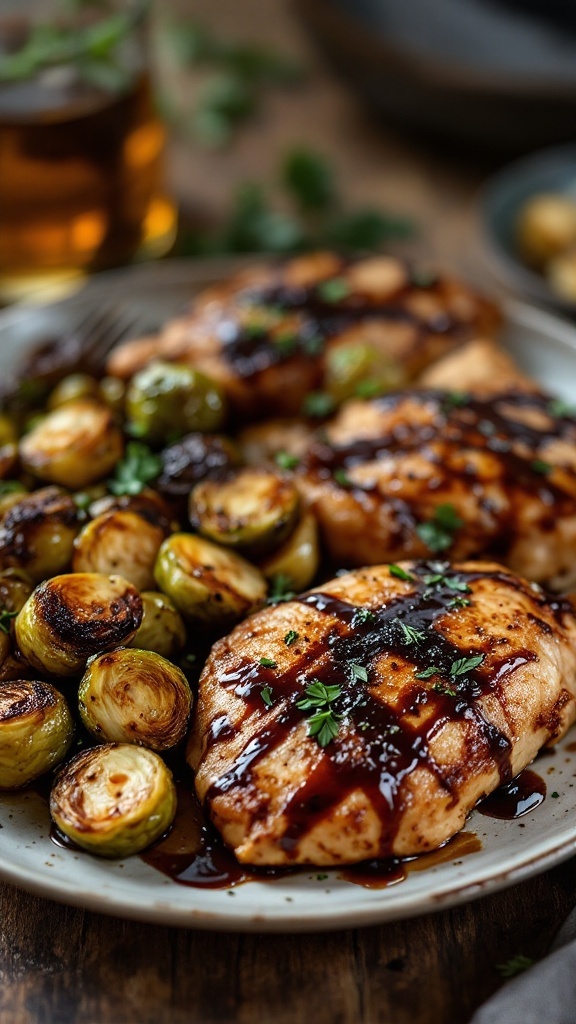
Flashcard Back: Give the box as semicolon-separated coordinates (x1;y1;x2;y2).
0;860;575;1024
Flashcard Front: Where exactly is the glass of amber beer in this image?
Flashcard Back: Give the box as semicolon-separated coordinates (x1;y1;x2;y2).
0;0;176;299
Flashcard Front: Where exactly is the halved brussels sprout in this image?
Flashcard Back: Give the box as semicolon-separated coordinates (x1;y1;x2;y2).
126;361;227;443
19;399;124;489
0;680;74;789
79;648;192;751
0;487;79;582
0;568;34;614
87;488;174;531
154;533;266;626
73;508;170;591
50;743;176;858
324;342;407;404
259;512;320;592
47;373;101;410
189;467;300;555
15;572;143;677
157;433;240;498
128;591;186;659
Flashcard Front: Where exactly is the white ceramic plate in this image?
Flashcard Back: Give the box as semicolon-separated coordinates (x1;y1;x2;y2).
1;260;576;933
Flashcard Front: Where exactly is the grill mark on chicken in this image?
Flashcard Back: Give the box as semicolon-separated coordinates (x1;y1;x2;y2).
218;266;470;379
204;564;560;858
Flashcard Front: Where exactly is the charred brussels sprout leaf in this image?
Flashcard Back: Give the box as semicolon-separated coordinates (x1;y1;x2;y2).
50;744;177;858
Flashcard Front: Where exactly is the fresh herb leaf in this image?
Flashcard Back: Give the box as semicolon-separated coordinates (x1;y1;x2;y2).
353;607;377;626
302;391;335;418
415;666;441;680
531;459;552;476
296;680;342;710
317;278;350;303
551;791;560;798
350;663;368;682
450;654;485;677
416;503;463;554
445;577;471;593
274;450;300;471
496;955;534;978
442;391;469;410
333;467;352;488
448;597;471;610
399;622;426;645
282;149;335;211
432;682;457;697
108;442;161;497
284;630;299;646
261;686;274;707
73;492;91;512
0;609;17;634
389;564;415;582
266;573;296;604
355;378;382;399
307;709;340;747
548;398;576;418
259;657;277;669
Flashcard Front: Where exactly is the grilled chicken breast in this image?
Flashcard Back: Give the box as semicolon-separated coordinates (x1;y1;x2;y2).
106;253;500;419
297;388;576;590
189;561;576;865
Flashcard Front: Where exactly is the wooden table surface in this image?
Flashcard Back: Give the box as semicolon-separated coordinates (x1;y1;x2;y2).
3;2;576;1022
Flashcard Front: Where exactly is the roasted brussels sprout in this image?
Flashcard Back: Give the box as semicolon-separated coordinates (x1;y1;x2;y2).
517;193;576;268
0;680;74;789
0;482;28;518
126;361;226;443
47;373;101;410
19;399;124;489
73;507;170;591
157;433;240;498
0;568;34;614
50;743;177;858
15;572;143;677
128;591;186;659
259;512;320;592
189;467;300;555
324;342;407;403
0;487;79;582
87;488;174;530
154;533;267;625
79;648;192;751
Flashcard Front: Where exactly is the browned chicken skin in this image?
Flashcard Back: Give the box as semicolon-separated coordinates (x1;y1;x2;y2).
106;253;501;419
189;561;576;865
297;388;576;590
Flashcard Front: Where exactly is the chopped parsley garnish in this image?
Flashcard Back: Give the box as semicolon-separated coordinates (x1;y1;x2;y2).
548;398;576;419
389;564;414;582
0;481;25;498
108;442;161;497
445;577;471;593
353;607;377;626
448;596;471;610
333;467;352;488
531;459;552;476
261;686;274;707
416;503;463;554
266;573;296;604
73;492;92;512
415;666;440;680
272;331;298;356
0;610;17;635
496;955;534;978
296;680;342;748
302;390;336;419
432;682;457;697
259;657;277;669
317;277;350;303
442;391;469;410
450;654;485;677
355;378;382;399
275;450;300;471
284;630;299;646
399;622;426;645
350;663;368;682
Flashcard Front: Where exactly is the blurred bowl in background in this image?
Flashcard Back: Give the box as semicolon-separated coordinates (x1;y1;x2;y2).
480;144;576;313
294;0;576;155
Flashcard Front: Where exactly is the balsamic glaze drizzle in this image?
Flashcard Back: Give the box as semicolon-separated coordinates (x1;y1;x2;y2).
204;564;561;859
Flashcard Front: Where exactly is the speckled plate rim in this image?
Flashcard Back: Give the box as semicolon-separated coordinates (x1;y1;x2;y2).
0;260;576;932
